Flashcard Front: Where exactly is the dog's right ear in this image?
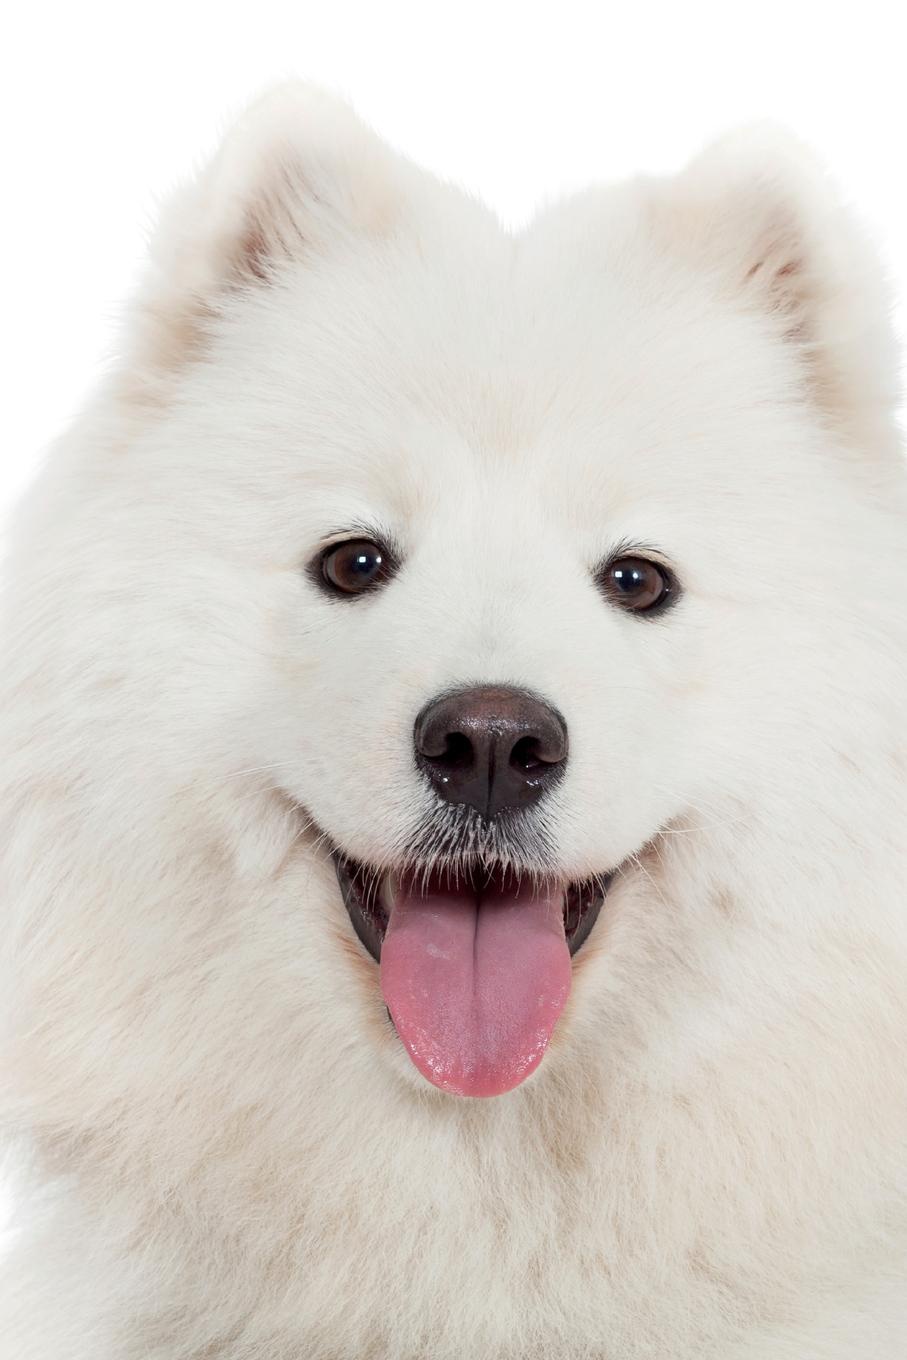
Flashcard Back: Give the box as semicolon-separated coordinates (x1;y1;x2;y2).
124;84;404;400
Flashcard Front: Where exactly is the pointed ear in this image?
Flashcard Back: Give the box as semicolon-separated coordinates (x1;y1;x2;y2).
659;125;901;456
125;83;404;400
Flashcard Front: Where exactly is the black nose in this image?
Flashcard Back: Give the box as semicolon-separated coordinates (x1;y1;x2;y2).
414;685;568;820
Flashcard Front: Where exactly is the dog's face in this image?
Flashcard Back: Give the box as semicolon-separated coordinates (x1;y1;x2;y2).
9;91;902;1107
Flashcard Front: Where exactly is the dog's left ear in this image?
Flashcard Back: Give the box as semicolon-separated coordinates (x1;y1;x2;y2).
661;125;901;459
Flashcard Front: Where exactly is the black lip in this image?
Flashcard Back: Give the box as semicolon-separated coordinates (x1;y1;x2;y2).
334;854;390;962
332;853;611;964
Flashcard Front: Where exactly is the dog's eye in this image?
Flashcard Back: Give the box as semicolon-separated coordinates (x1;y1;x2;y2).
317;539;394;597
597;556;674;614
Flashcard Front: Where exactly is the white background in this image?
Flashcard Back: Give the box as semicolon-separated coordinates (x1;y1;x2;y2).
2;0;906;544
0;0;905;1249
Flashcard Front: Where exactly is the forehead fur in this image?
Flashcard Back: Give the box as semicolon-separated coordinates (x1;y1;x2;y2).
120;85;900;469
130;200;838;597
99;88;900;576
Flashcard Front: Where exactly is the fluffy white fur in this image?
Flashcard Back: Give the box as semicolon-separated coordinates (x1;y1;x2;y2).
1;85;905;1358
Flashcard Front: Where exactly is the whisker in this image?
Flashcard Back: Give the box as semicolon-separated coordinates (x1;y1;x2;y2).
627;850;673;916
223;760;299;782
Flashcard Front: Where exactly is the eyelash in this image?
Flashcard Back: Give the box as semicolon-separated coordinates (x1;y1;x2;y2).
594;552;679;616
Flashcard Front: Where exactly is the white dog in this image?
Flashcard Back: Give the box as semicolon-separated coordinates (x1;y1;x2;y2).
1;85;905;1359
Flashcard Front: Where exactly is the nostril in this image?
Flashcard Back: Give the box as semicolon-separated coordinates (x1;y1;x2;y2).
510;735;547;774
433;731;474;771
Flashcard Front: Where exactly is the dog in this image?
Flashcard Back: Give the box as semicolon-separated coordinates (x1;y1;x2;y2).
1;84;905;1359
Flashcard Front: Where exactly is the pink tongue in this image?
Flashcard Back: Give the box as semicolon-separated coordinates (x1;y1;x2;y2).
380;876;571;1097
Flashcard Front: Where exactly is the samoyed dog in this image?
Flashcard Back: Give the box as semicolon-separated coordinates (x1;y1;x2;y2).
1;84;905;1359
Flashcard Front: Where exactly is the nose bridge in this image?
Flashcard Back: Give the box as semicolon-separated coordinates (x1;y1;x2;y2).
415;462;580;701
434;547;565;688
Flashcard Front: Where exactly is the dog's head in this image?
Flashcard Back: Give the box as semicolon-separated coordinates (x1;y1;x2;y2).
4;88;904;1113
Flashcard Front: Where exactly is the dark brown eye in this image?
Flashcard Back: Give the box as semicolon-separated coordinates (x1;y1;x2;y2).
317;539;394;597
598;556;673;614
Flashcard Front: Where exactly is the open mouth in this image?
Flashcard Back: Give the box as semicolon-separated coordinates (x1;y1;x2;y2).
333;853;612;1098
